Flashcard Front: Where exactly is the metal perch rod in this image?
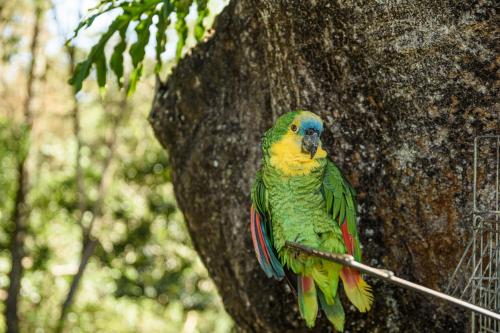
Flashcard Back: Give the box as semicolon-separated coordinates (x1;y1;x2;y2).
285;241;500;321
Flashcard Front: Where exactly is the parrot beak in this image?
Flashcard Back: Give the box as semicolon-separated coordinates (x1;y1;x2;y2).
302;130;320;159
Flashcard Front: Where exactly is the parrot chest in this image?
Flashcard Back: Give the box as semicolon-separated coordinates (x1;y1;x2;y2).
264;170;336;250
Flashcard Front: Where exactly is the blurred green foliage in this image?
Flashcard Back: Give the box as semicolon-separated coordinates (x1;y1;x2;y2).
69;0;211;94
0;86;233;332
0;0;232;332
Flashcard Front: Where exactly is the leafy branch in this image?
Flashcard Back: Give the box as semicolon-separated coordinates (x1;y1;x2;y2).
68;0;210;94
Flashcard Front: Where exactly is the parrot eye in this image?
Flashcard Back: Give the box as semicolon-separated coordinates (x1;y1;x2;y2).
290;124;298;132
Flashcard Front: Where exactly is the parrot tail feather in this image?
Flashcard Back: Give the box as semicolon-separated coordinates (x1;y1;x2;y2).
340;267;373;312
297;276;318;328
318;289;345;332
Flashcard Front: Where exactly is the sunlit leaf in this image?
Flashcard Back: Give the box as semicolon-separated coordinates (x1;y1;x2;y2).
95;49;107;90
194;0;209;41
175;11;188;60
68;59;92;93
154;1;171;73
69;14;130;92
129;14;153;67
110;25;129;88
127;64;143;95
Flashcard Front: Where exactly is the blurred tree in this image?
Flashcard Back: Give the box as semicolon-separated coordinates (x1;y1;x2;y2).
4;2;43;332
55;88;130;332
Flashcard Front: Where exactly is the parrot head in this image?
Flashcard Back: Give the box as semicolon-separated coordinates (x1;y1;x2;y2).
263;110;327;176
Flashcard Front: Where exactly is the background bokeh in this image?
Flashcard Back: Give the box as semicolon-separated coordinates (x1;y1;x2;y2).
0;0;232;332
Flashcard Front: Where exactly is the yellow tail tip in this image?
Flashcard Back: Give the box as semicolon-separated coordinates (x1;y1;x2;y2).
341;270;374;312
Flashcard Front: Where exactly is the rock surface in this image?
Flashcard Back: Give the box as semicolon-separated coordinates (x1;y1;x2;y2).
149;0;498;331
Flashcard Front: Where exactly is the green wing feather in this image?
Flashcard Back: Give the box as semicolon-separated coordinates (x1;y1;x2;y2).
252;171;268;218
322;161;374;313
321;159;362;261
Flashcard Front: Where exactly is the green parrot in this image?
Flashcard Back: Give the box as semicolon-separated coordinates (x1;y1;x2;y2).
250;110;373;331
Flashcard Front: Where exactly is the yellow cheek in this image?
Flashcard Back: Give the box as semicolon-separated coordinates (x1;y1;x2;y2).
269;132;326;176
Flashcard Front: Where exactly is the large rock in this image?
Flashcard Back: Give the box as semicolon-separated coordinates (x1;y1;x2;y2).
149;0;498;331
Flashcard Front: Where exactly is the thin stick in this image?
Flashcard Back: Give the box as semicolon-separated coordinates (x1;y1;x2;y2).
285;241;500;321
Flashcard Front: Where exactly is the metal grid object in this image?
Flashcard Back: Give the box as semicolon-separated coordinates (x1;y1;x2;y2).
448;135;500;332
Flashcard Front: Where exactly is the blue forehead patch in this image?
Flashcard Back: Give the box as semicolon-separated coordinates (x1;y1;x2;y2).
299;118;323;135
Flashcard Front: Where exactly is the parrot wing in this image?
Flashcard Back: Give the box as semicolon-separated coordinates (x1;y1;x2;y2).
250;170;285;280
321;159;362;261
322;159;373;312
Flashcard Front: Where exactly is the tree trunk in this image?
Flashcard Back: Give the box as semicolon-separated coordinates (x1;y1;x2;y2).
5;4;42;333
56;93;126;332
149;1;498;332
55;239;97;333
